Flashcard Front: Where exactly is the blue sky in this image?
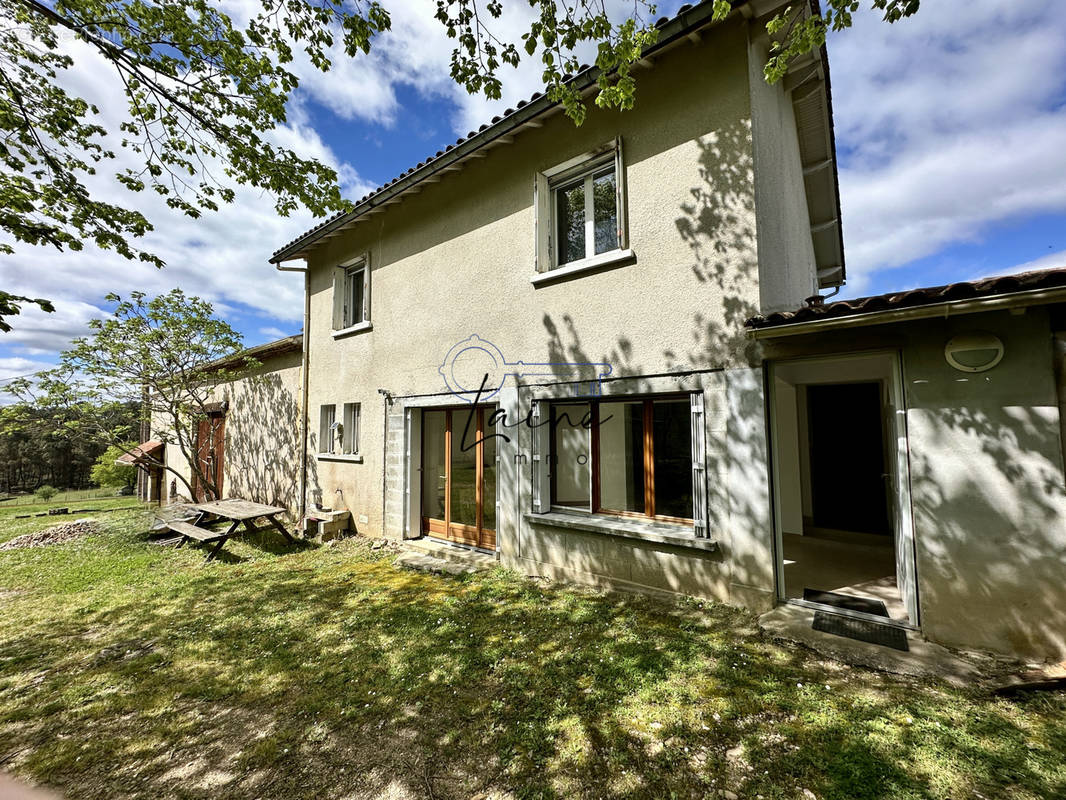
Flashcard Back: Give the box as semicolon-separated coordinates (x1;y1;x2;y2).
2;0;1065;389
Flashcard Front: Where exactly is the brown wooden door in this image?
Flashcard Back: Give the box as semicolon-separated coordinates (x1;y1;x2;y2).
193;413;225;502
420;406;496;550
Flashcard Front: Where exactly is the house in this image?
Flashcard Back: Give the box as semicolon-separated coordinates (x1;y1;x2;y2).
269;0;838;618
155;334;304;515
151;0;1066;661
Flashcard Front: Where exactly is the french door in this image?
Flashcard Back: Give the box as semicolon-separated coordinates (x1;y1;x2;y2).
421;406;497;550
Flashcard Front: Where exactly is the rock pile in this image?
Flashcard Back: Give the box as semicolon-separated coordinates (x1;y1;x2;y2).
0;519;100;551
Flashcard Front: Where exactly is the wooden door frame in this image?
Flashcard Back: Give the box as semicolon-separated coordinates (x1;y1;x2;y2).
420;405;496;551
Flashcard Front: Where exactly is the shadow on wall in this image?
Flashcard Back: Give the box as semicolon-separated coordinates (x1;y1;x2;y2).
909;401;1066;658
220;371;303;518
535;119;773;603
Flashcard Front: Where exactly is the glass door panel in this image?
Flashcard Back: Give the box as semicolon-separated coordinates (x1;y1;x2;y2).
449;407;479;544
482;413;497;549
421;410;448;537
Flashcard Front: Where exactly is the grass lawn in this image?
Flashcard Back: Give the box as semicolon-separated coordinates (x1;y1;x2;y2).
0;504;1063;800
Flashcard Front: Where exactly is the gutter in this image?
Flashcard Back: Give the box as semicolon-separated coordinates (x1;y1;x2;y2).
268;0;749;265
749;286;1066;339
276;261;311;524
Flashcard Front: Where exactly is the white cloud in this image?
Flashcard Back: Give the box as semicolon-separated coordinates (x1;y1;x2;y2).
0;33;375;357
829;0;1066;293
258;326;290;340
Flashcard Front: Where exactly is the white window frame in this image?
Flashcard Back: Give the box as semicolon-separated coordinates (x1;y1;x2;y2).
332;253;372;337
533;138;632;282
319;404;337;455
342;402;360;456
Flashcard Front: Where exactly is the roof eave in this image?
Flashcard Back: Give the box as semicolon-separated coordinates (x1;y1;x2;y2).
748;285;1066;339
269;0;752;265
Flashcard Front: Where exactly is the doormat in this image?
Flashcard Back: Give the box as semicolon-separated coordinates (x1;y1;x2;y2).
803;588;889;617
812;611;910;651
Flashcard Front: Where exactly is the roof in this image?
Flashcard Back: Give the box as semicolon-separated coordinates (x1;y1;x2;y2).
117;441;163;465
746;267;1066;336
201;334;303;373
269;0;844;287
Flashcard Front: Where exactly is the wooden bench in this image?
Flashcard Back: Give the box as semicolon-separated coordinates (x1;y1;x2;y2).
167;520;227;543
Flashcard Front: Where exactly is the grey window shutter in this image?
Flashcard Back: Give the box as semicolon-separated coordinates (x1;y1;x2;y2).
530;400;550;513
361;255;371;323
690;392;708;537
613;136;627;249
332;266;346;329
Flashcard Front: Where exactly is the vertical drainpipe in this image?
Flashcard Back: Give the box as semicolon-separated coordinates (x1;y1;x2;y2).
378;388;393;537
276;259;311;525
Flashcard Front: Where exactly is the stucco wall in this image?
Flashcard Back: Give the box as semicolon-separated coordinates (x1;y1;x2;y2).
158;350;304;519
762;307;1066;658
301;17;803;577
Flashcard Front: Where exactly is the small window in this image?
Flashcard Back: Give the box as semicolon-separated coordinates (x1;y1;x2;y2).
535;139;627;273
332;255;371;331
319;404;337;454
342;402;360;455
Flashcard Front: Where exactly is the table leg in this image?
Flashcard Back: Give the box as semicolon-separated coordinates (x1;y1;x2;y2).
268;515;298;544
204;520;241;563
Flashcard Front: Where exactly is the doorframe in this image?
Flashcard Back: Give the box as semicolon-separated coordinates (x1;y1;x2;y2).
417;404;498;553
766;349;921;631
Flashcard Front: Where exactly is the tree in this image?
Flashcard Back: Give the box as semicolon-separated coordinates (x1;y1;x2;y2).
8;289;258;502
90;443;137;489
1;0;921;329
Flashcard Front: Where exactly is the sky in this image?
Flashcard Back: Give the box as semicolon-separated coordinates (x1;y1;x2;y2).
2;0;1065;390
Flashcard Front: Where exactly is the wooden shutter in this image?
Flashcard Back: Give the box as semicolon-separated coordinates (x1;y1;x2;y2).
690;392;708;537
530;399;550;513
332;266;347;329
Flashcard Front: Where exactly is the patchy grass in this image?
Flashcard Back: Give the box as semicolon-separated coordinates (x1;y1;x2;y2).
0;506;1063;800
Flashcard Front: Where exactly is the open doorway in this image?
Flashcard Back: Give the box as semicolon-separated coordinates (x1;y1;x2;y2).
769;352;918;626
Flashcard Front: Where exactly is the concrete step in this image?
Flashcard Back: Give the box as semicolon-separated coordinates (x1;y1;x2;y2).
396;537;498;575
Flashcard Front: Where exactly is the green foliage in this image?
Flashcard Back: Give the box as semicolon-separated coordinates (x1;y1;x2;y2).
0;291;55;333
8;289;256;501
0;0;923;328
90;444;138;488
34;484;58;500
764;0;921;83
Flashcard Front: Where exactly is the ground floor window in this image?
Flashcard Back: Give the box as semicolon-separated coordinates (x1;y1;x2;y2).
550;395;695;524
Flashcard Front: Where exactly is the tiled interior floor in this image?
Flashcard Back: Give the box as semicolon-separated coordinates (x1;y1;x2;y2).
782;532;909;622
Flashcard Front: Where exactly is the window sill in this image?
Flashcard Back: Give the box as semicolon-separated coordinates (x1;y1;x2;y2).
531;248;635;286
332;321;373;339
316;453;364;463
524;510;717;552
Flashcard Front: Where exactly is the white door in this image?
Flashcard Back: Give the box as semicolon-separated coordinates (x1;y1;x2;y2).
885;371;919;624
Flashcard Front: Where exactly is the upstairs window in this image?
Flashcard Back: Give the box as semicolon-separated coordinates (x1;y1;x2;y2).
535;139;628;274
332;254;371;332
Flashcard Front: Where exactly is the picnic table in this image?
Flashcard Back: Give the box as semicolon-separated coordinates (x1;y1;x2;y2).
167;498;297;562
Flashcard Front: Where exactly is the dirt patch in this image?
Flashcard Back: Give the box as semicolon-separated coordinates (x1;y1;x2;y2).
0;519;100;551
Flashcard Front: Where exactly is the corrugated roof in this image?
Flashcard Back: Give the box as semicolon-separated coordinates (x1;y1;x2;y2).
268;0;779;264
746;267;1066;331
117;441;163;465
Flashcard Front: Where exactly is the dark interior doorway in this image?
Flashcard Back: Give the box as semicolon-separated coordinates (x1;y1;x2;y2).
807;382;890;535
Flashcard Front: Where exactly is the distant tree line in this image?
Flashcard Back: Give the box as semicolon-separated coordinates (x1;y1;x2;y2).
0;401;140;493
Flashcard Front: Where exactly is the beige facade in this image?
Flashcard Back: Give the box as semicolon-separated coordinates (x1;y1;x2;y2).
160;339;304;519
284;13;821;616
254;2;1066;661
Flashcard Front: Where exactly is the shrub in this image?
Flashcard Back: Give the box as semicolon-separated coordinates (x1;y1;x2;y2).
35;485;59;501
91;444;138;489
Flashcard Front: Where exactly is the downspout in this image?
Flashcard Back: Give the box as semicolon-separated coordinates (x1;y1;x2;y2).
277;260;310;525
378;388;393;537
